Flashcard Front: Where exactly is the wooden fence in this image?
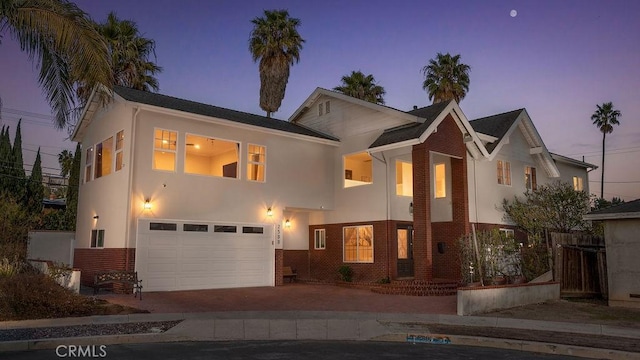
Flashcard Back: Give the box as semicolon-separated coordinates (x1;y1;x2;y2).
551;233;607;298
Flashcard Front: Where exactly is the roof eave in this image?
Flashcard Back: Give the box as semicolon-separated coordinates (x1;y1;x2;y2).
584;212;640;221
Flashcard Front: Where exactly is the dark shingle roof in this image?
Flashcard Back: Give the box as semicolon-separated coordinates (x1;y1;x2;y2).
588;199;640;216
369;100;452;149
114;86;338;141
469;109;523;153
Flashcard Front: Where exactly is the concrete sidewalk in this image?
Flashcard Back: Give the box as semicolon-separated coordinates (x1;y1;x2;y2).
2;311;640;359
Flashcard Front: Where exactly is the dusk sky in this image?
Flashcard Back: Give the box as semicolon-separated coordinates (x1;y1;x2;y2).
0;0;638;200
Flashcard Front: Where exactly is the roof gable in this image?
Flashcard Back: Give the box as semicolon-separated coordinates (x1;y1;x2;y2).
469;109;523;153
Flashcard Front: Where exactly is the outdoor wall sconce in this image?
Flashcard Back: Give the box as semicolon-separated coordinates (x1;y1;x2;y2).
93;215;99;219
285;219;291;228
144;199;152;210
409;202;413;215
267;207;273;217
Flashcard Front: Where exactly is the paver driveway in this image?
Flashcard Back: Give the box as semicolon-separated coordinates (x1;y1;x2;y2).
97;283;457;315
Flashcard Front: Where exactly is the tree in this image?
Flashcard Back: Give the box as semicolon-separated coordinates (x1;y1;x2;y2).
249;9;304;117
64;143;81;230
57;149;73;178
0;0;113;129
24;148;44;215
76;12;162;102
503;181;591;236
0;126;13;192
333;71;386;104
9;120;25;200
421;52;471;104
590;102;621;199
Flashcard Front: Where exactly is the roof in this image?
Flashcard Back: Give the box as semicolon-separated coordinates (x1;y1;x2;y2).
584;199;640;220
469;109;523;153
550;152;598;169
368;101;452;148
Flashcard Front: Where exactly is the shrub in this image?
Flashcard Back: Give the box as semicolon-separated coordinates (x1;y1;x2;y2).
338;265;354;282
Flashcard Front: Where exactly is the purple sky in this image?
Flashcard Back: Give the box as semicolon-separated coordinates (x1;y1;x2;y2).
1;0;639;200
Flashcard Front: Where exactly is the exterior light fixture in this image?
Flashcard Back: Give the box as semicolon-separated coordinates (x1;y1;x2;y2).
93;215;99;219
285;219;291;228
267;207;273;217
144;199;152;210
409;202;413;215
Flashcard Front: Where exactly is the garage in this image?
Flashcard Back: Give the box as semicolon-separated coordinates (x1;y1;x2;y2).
135;219;274;291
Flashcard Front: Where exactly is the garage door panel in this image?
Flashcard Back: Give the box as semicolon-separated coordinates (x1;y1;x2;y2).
136;219;274;292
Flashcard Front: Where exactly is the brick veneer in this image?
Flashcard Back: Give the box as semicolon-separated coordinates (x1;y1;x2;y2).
73;248;135;288
275;249;284;286
283;250;310;279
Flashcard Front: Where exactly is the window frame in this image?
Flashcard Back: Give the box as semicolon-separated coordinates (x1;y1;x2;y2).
573;176;583;191
395;160;413;197
247;143;266;182
497;160;512;186
184;132;240;179
434;162;446;198
525;166;537;191
342;225;374;263
314;229;326;250
115;130;124;171
325;100;331;114
84;146;94;183
153;128;178;172
94;136;114;179
318;103;324;116
343;151;373;188
499;228;515;239
90;229;105;248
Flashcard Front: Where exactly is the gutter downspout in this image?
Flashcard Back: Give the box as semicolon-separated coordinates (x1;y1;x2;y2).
124;106;141;273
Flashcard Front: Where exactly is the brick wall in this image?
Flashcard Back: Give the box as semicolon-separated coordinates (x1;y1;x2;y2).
473;223;527;243
73;248;135;286
275;249;284;286
308;220;392;283
283;250;310;279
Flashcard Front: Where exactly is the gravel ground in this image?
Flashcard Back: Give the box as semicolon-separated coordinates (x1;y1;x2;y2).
0;320;182;342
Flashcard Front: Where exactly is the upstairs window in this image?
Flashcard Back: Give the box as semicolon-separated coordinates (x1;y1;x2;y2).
497;160;511;185
185;134;239;178
525;166;537;191
573;176;583;191
434;163;446;198
318;103;324;116
396;160;413;196
95;136;113;179
115;130;124;171
325;101;331;114
84;146;93;183
344;152;372;188
247;144;266;182
153;129;177;171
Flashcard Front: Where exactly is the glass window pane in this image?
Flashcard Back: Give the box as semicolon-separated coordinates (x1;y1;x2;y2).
435;163;446;198
185;134;239;178
344;152;372;188
397;229;408;259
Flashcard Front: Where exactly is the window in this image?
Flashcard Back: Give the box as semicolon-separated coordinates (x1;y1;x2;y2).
115;130;124;171
183;224;208;232
434;163;446;198
497;160;511;185
325;101;331;114
525;166;537;191
573;176;583;191
84;146;93;183
185;134;239;178
149;222;177;231
499;228;515;239
344;152;372;187
153;129;177;171
343;225;373;263
214;225;237;233
247;144;266;182
318;103;323;116
314;229;326;249
94;136;113;179
242;226;264;234
90;229;105;248
396;161;413;196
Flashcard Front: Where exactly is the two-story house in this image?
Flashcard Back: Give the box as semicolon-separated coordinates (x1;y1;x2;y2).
71;86;594;291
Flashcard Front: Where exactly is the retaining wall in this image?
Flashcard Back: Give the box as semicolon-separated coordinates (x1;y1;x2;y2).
457;282;560;315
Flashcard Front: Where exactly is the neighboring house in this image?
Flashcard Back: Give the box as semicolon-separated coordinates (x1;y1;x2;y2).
71;86;594;291
584;199;640;308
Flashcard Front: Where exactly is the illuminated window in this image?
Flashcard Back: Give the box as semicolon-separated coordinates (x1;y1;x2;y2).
525;166;537;191
573;176;583;191
247;144;266;182
344;152;372;188
84;146;93;183
314;229;326;250
153;129;177;171
434;163;446;198
343;225;373;263
115;130;124;171
94;136;113;179
185;133;239;178
497;160;511;185
395;160;413;196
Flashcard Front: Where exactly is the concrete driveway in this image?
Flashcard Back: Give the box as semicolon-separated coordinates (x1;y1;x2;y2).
96;283;457;315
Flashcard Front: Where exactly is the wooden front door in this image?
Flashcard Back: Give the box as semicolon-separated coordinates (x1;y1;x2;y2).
397;225;414;278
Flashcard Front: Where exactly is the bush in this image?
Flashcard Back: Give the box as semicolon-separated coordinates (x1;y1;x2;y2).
338;265;354;282
0;273;96;320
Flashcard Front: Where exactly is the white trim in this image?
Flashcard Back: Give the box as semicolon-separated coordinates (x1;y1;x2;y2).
152;127;178;173
584;213;640;221
247;143;266;183
477;132;498;143
314;228;326;250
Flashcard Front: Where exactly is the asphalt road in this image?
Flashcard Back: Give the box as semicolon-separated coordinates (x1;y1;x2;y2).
5;341;581;360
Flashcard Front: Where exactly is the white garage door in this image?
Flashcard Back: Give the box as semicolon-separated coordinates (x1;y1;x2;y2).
136;219;274;291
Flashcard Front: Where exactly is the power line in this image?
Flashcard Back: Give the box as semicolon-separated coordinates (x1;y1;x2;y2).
562;146;640;157
589;180;640;184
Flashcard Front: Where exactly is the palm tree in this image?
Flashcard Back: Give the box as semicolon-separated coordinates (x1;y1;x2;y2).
591;102;621;199
58;149;73;178
76;12;162;103
0;0;113;129
333;71;386;104
421;52;471;104
249;10;304;118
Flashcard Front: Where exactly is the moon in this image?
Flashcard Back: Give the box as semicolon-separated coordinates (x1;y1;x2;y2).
510;9;518;17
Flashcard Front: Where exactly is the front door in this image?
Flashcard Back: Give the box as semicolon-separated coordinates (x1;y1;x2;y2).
396;225;414;278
